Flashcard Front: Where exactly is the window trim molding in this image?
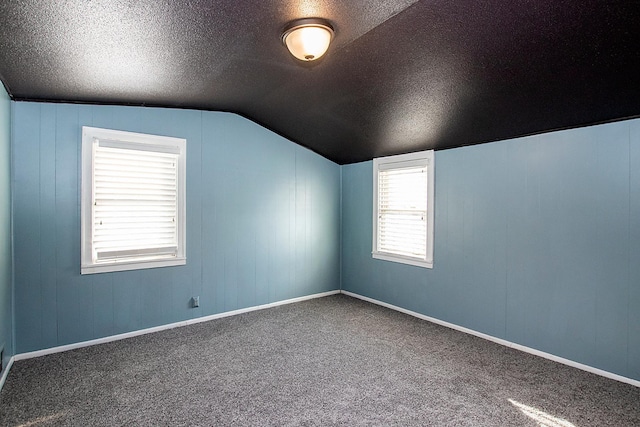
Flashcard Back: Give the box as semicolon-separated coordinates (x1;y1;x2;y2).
372;150;435;269
81;126;186;275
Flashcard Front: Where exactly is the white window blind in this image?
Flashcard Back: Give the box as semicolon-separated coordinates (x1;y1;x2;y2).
92;139;180;262
377;163;428;258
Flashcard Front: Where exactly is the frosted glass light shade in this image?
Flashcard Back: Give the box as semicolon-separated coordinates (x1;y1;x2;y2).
282;19;334;61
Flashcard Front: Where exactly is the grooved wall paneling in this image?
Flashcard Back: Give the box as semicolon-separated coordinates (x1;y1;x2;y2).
12;103;340;353
341;119;640;381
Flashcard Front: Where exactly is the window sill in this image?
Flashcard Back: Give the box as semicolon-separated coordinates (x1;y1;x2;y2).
372;252;432;269
81;257;186;275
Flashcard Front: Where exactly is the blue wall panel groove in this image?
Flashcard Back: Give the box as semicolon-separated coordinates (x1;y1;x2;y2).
630;119;640;379
12;103;42;352
39;103;59;349
341;119;640;381
11;103;340;353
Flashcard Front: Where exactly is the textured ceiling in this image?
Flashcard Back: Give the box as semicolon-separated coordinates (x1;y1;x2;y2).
1;0;639;164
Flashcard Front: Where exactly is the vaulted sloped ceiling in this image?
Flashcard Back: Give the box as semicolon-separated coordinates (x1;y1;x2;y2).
1;1;639;164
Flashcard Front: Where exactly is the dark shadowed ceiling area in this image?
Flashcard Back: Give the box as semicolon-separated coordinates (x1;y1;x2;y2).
1;1;639;164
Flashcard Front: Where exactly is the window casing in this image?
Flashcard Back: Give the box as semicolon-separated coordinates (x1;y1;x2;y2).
81;127;186;274
372;150;434;268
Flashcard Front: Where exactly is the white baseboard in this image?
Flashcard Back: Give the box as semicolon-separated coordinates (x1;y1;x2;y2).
6;288;637;392
12;290;340;363
0;355;14;391
341;290;640;389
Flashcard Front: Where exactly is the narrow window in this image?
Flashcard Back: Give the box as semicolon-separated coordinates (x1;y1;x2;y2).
81;127;186;274
372;150;434;268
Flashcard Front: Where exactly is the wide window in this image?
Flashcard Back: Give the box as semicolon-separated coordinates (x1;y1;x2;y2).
372;150;434;268
81;127;186;274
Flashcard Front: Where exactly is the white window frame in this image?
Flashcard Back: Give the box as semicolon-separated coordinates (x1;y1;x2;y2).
81;126;186;274
372;150;435;269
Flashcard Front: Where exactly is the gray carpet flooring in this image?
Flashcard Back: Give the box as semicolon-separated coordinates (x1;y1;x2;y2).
1;294;639;426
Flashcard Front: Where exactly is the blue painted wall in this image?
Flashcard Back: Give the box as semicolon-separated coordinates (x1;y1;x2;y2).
9;99;640;384
342;119;640;381
0;85;12;368
11;103;340;353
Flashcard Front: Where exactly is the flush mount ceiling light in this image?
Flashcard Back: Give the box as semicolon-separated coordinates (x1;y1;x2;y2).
282;18;334;61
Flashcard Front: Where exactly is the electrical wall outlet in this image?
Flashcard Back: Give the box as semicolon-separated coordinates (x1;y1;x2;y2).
192;296;200;308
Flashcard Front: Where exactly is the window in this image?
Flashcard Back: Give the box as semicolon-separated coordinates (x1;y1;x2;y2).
81;127;186;274
372;150;434;268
